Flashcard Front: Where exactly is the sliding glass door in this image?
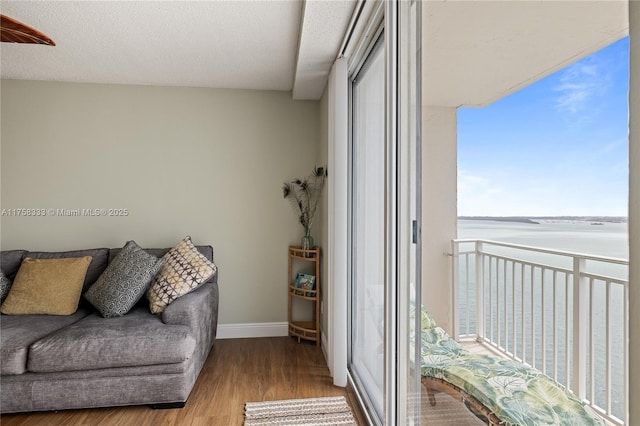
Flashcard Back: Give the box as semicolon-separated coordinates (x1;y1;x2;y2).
350;32;386;423
348;1;421;424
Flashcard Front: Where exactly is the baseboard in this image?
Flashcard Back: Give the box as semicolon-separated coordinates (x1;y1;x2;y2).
321;331;329;360
321;331;332;377
216;322;289;339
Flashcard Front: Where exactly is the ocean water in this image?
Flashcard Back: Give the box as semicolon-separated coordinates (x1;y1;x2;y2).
458;219;628;260
456;219;629;420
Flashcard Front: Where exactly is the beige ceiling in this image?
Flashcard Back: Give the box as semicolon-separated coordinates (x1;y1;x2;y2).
0;1;630;106
424;1;629;108
0;0;354;98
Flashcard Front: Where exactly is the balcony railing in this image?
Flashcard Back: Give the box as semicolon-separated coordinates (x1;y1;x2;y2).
452;239;629;426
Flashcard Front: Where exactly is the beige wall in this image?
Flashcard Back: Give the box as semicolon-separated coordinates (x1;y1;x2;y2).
421;106;458;334
0;79;320;325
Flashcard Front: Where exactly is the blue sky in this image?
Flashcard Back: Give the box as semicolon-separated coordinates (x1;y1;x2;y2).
457;36;629;217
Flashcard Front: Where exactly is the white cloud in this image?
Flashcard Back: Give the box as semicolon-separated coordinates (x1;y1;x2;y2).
597;137;627;156
554;60;607;115
457;170;509;216
457;169;626;217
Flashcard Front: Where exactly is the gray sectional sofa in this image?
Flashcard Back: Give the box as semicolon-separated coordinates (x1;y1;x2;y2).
0;245;219;413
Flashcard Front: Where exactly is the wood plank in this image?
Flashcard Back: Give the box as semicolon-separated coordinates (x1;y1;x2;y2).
0;337;366;425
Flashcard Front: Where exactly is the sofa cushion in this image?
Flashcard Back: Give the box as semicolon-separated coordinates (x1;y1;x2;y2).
147;236;217;314
84;241;164;318
27;248;109;292
1;257;92;315
0;308;90;375
0;250;27;279
28;306;196;373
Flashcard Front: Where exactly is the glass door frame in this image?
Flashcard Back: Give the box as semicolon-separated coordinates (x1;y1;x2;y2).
347;20;386;426
346;1;422;424
383;1;422;424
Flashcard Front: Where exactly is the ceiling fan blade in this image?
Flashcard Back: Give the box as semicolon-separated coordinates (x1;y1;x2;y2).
1;14;55;46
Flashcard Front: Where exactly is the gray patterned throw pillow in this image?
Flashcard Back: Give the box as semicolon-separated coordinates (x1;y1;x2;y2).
0;271;13;304
85;241;164;318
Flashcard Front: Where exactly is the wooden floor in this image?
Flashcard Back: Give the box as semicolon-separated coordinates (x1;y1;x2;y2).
0;337;367;426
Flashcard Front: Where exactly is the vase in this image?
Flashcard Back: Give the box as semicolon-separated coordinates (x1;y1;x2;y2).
301;228;314;255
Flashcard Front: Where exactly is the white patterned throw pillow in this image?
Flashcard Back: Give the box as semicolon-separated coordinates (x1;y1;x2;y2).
147;236;217;314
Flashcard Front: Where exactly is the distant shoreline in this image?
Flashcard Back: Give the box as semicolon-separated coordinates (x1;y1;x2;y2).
458;216;628;224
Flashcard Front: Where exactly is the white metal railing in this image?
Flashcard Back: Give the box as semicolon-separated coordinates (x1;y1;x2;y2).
452;239;629;426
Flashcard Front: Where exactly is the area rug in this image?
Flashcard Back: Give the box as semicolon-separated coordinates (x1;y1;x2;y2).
244;396;357;425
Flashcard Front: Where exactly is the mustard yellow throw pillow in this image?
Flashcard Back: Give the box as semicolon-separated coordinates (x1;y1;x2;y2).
0;256;92;315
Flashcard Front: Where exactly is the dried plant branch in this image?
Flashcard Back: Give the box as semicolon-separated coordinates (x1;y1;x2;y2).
282;166;327;233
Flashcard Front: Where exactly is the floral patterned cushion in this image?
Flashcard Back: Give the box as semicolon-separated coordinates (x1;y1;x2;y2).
421;326;469;359
421;307;438;330
421;322;605;426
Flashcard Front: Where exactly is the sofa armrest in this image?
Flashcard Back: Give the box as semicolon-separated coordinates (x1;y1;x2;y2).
161;281;219;351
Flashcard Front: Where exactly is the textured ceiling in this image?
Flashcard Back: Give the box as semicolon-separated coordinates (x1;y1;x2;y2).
293;0;356;99
1;1;630;106
0;1;305;91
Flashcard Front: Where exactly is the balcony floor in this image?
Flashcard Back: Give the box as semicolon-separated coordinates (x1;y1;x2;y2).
421;391;485;425
460;339;508;357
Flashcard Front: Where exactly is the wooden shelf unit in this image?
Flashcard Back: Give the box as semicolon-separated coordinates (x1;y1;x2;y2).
287;246;320;345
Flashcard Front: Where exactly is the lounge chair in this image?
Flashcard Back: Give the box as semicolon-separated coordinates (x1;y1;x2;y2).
420;308;606;426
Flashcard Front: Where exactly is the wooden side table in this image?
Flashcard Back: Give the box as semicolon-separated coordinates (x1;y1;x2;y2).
287;246;320;345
